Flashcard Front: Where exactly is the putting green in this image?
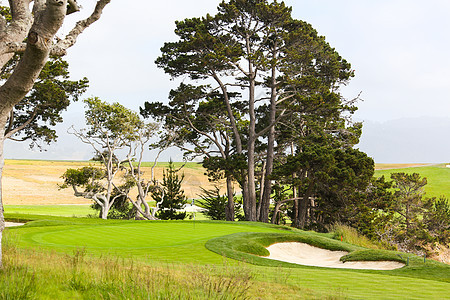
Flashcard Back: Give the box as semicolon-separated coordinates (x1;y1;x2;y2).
15;221;284;264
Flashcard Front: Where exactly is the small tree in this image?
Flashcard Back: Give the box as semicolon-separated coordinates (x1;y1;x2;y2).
423;196;450;245
65;98;147;219
391;172;427;237
153;160;187;220
198;186;227;221
123;121;160;220
60;166;134;219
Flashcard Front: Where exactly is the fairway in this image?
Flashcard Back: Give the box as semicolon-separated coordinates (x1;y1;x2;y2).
374;164;450;199
14;221;284;264
4;205;94;217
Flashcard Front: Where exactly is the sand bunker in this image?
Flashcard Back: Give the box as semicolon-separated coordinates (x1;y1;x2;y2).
4;222;25;227
265;242;404;270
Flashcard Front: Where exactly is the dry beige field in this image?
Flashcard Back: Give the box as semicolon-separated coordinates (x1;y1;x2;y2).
3;160;224;205
374;163;432;170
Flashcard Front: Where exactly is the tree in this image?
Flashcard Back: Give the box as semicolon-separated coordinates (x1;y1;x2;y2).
391;172;427;237
198;185;228;221
423;196;450;245
0;0;111;268
154;0;354;222
123;121;160;221
141;85;247;221
2;55;88;148
152;160;187;220
65;98;149;219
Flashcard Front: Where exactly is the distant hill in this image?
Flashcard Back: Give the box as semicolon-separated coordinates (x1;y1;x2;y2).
5;115;450;164
356;117;450;163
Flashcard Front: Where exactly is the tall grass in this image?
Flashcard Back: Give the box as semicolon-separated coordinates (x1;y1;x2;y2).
329;223;383;250
0;232;256;299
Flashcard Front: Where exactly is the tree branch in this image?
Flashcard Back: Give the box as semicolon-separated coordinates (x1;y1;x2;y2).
4;105;38;139
52;0;111;56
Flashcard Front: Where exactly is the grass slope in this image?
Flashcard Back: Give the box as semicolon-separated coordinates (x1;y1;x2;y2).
374;164;450;199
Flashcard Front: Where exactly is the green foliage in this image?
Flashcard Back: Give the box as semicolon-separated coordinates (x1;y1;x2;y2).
390;172;428;242
423;196;450;245
59;166;104;192
198;186;227;220
153;160;187;220
83;97;143;142
3;55;88;149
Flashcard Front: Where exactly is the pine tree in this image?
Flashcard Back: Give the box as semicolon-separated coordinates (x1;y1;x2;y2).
153;160;187;220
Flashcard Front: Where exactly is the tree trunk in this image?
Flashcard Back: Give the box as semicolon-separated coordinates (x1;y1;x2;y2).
0;0;111;268
292;185;299;228
0;116;7;268
271;201;282;225
245;62;257;221
259;59;278;223
297;182;314;228
225;175;235;221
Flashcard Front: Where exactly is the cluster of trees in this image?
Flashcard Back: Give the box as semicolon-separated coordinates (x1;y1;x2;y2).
141;0;362;225
374;173;449;254
59;99;188;221
139;0;448;256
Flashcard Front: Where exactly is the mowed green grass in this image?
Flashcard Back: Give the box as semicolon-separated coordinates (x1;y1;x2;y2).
374;164;450;199
9;219;283;264
4;205;94;217
5;217;450;299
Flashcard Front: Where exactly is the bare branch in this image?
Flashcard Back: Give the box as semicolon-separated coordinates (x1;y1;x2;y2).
66;0;81;15
4;105;39;139
52;0;111;56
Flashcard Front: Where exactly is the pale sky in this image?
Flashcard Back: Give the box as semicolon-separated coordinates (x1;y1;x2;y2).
5;0;450;162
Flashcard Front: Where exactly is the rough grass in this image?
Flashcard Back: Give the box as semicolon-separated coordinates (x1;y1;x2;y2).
329;223;383;249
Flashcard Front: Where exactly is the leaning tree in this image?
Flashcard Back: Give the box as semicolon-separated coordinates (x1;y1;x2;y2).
65;98;157;220
0;0;111;267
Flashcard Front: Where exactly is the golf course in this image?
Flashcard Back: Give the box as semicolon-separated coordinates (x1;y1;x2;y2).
2;160;450;299
2;0;450;299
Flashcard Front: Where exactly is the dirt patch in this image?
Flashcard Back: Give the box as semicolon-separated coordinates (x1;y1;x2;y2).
5;222;25;227
265;242;405;270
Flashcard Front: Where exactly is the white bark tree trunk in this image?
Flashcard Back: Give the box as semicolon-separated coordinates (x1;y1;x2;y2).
0;0;111;268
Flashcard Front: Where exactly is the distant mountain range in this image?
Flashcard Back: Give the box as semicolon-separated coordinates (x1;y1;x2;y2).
357;117;450;163
4;116;450;164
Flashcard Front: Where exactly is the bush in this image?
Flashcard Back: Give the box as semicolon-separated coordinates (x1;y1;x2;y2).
198;186;227;220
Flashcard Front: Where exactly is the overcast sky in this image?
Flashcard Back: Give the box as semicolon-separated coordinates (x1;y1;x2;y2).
5;0;450;162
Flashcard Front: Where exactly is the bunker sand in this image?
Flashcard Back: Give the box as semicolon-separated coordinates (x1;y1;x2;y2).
265;242;405;270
